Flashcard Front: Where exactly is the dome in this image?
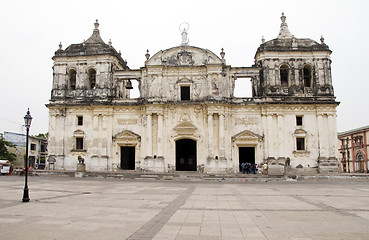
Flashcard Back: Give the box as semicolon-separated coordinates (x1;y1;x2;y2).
256;37;331;53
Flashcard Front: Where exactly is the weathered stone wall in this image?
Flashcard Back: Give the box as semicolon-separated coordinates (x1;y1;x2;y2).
47;101;338;173
47;16;339;174
255;52;333;97
51;56;123;100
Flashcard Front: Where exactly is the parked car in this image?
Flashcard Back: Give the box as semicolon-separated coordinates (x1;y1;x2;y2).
0;160;12;175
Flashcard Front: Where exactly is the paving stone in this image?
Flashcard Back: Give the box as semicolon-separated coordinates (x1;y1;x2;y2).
1;176;369;239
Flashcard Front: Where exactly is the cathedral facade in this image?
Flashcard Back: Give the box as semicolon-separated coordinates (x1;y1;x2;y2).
47;14;339;174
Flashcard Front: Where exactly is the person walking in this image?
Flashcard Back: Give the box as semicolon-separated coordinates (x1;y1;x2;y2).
241;162;246;174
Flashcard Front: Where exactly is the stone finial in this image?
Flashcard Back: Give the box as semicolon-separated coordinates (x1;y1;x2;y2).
280;12;287;26
277;12;293;39
261;36;265;43
119;50;122;55
145;49;150;60
59;42;62;50
94;19;99;30
84;19;104;44
292;35;298;48
220;48;225;59
320;35;325;44
108;39;112;47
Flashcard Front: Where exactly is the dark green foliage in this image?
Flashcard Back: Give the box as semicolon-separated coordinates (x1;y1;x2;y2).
0;137;16;162
35;133;48;139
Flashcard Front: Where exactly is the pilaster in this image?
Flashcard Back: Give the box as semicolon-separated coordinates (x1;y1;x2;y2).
208;113;214;157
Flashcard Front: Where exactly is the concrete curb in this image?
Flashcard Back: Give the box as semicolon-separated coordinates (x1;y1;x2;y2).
26;169;369;182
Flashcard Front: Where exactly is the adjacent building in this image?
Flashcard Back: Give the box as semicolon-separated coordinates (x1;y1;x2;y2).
47;14;339;174
3;132;48;168
28;136;48;168
3;132;25;167
338;126;369;173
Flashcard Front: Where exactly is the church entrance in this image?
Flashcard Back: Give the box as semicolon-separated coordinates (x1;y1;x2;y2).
176;139;197;171
239;147;255;171
120;146;135;170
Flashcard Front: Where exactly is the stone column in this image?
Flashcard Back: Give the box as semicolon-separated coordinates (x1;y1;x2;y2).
317;114;326;158
277;114;284;158
328;114;336;157
219;113;225;157
147;114;152;157
93;115;99;156
53;114;63;170
157;114;163;157
208;113;213;157
267;114;274;158
105;113;113;171
60;113;66;170
261;114;269;158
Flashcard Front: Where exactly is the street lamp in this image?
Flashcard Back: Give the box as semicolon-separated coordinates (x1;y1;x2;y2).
22;108;32;202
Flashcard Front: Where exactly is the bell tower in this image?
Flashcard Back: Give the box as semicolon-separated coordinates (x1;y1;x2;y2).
254;13;334;101
51;20;129;102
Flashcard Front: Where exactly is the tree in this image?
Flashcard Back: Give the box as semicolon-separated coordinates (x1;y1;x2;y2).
0;137;17;162
35;133;48;139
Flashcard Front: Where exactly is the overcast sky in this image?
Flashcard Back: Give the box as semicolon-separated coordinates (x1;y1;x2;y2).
1;0;368;136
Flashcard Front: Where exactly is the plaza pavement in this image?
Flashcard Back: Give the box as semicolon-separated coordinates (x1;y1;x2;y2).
1;175;369;240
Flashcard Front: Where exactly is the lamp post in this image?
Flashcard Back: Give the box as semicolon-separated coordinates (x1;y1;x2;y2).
22;109;32;202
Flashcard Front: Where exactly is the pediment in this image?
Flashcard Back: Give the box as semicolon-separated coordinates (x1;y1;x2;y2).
174;121;197;134
176;78;193;84
232;130;262;142
146;46;222;67
113;130;141;141
294;129;307;136
73;130;84;137
295;129;306;134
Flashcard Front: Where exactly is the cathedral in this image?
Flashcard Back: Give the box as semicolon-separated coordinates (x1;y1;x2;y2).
47;13;339;174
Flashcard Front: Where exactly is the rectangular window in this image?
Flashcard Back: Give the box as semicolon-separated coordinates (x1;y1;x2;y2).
77;116;83;126
30;143;36;151
76;137;84;150
181;86;190;100
296;137;305;150
296;116;303;126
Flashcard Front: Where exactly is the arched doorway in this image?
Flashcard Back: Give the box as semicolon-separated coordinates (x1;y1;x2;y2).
176;139;197;171
355;152;365;173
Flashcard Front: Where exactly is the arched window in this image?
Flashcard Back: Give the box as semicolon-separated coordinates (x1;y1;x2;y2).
303;65;312;87
355;152;365;172
88;68;96;89
68;69;76;90
280;65;289;87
